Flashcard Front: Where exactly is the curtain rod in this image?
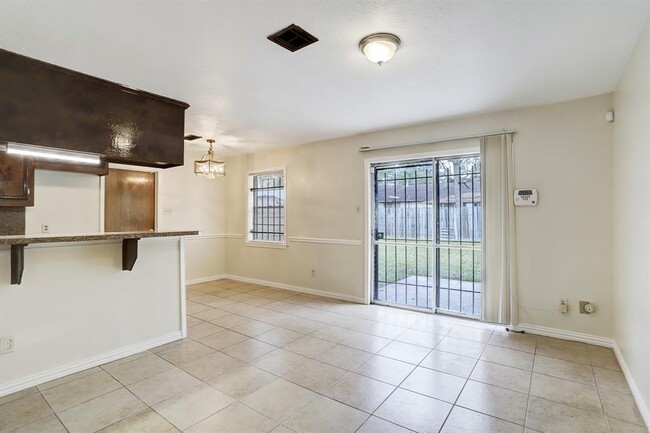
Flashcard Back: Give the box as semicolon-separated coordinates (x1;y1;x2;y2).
358;129;517;152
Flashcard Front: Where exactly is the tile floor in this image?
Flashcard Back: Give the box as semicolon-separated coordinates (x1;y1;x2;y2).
1;279;647;433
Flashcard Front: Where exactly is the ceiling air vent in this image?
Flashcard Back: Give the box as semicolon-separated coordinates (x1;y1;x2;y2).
267;24;318;52
184;134;202;141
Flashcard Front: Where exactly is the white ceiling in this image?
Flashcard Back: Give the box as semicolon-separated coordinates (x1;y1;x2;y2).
1;1;649;154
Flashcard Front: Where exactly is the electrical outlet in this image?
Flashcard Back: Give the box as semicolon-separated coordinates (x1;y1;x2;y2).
41;224;49;233
311;269;316;278
163;207;173;216
559;298;569;314
0;336;15;354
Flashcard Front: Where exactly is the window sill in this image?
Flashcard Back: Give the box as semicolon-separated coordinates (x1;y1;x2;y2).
245;241;288;249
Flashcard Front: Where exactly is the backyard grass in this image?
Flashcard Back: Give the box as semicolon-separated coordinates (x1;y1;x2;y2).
376;241;481;283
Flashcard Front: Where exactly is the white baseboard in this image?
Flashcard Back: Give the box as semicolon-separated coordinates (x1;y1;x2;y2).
222;274;366;304
612;343;650;428
0;331;182;399
186;274;227;285
516;323;615;347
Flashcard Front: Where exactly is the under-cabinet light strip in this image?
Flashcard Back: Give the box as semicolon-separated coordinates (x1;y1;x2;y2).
5;142;101;165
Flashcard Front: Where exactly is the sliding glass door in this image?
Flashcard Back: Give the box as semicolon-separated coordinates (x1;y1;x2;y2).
371;154;482;318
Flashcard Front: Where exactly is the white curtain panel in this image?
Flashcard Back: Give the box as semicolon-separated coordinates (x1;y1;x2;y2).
481;133;518;325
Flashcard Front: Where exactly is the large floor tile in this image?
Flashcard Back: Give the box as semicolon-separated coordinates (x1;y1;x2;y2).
11;415;67;433
401;366;467;403
356;416;414;433
282;359;348;394
420;349;477;378
242;379;318;422
375;388;452;433
355;355;416;386
530;373;601;413
196;330;249;350
57;388;147;433
470;361;531;394
525;395;608;433
222;338;276;362
284;396;368;433
487;333;537;353
535;338;591;365
282;335;337;358
378;341;431;364
395;329;444;349
256;328;304;346
186;402;277;433
209;364;278;399
230;320;277;337
457;380;528;425
41;370;122;412
594;367;631;394
127;368;202;405
448;325;493;343
97;409;179;432
153;383;234;430
441;406;524;433
156;340;216;365
37;366;102;391
607;418;650;433
0;387;38;407
326;372;395;413
342;333;392;353
179;351;244;381
481;345;534;371
601;388;646;426
311;325;361;343
281;318;327;334
252;348;311;376
0;392;53;433
187;322;225;339
102;353;174;385
436;336;486;358
318;344;373;370
533;355;596;386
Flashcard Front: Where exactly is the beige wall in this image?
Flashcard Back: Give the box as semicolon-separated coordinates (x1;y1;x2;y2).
225;93;615;337
25;170;101;235
613;20;650;420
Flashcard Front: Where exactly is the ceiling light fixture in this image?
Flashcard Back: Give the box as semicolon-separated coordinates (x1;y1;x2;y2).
359;33;401;66
194;139;225;179
4;142;101;165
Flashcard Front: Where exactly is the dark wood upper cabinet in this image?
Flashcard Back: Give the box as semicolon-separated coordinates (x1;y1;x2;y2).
0;151;34;207
0;49;189;168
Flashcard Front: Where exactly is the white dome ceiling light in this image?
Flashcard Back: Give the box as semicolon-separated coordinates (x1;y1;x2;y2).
359;33;401;66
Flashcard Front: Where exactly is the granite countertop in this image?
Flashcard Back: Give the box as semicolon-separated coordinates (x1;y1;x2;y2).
0;231;199;245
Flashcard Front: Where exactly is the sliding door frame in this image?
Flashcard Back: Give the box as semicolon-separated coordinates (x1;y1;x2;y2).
363;146;479;308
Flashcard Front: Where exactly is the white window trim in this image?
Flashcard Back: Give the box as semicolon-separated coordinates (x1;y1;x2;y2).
246;166;288;248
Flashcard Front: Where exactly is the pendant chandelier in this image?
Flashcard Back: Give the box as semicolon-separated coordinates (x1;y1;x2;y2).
194;139;225;178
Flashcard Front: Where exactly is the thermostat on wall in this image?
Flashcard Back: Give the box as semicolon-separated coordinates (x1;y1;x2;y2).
514;189;538;206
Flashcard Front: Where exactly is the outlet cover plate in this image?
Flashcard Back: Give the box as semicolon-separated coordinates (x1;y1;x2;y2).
0;336;15;354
